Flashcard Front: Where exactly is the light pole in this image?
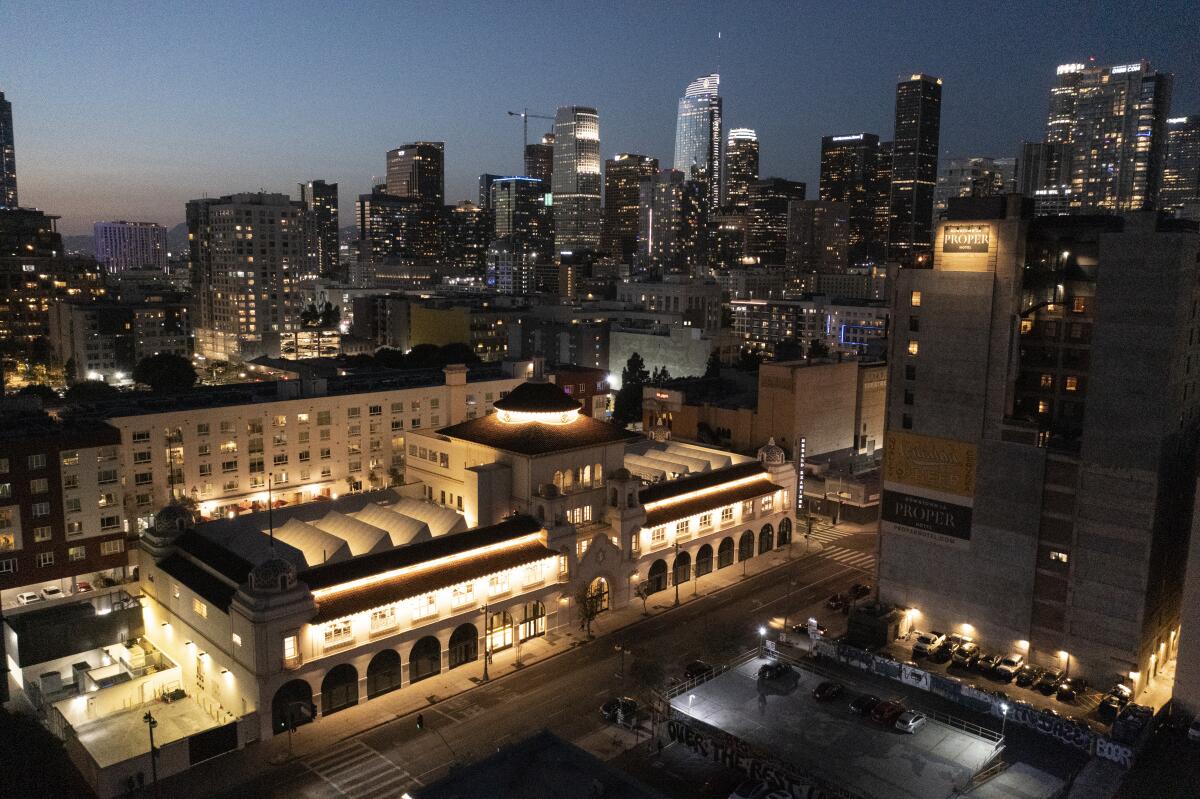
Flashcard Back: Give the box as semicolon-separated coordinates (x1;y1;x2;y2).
143;711;160;798
673;541;681;607
1000;702;1009;739
614;643;626;678
758;626;767;657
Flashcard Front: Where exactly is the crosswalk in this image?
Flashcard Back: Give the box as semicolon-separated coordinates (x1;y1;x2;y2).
820;544;876;573
803;520;851;545
302;739;420;798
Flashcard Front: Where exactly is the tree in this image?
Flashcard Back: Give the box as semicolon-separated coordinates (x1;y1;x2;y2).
64;380;119;403
133;353;197;393
703;350;721;379
613;353;650;426
807;338;831;359
737;346;763;372
634;580;652;616
17;384;58;405
373;347;408;369
773;338;804;362
575;581;605;639
318;302;339;328
650;365;672;385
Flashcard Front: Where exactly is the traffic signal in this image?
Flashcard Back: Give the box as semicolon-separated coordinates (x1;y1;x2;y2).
416;713;424;730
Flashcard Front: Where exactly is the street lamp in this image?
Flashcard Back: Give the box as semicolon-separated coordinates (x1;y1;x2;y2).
143;711;160;798
758;625;767;657
1000;702;1009;739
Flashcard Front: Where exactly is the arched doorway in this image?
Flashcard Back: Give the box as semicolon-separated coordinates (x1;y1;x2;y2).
321;664;358;716
672;550;691;586
366;649;402;699
779;517;792;546
410;636;442;683
647;559;668;593
271;679;313;735
718;537;735;569
739;531;755;561
520;601;547;640
696;544;714;577
589;577;610;612
759;523;774;554
488;611;514;652
449;623;478;669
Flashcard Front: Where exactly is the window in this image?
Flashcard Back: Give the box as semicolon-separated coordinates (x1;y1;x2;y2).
412;594;438;621
1065;376;1078;392
283;634;298;662
28;453;47;469
1072;297;1087;313
347;407;361;420
902;413;913;429
136;493;152;506
903;389;914;406
132;431;150;443
61;451;79;466
66;521;83;535
273;453;289;466
297;413;309;424
98;469;118;484
136;471;154;484
699;512;713;529
101;515;120;531
324;618;354;649
32;502;50;517
192;598;208;618
36;551;55;567
69;546;86;562
221;460;238;473
905;364;916;380
232;633;242;647
452;582;475;609
370;606;398;635
0;483;9;498
199;463;212;477
907;340;919;356
1049;550;1069;564
246;420;263;435
430;398;439;410
101;539;124;556
219;420;235;435
742;500;754;517
196;423;210;436
298;430;309;444
488;573;510;597
910;291;922;307
1040;373;1053;388
0;558;15;574
320;447;331;460
65;497;82;514
761;495;774;512
1037;400;1050;414
33;526;52;543
62;473;80;490
0;458;9;473
369;405;382;417
721;505;734;523
523;562;543;586
133;451;152;464
674;520;688;538
909;317;920;332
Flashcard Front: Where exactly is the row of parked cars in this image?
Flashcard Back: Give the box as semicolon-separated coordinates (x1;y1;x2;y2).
810;678;929;733
15;581;93;605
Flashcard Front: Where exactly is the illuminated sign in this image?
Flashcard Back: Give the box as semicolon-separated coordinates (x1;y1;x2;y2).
882;490;972;542
1110;63;1141;74
1168;117;1189;124
1056;63;1085;75
654;391;670;400
943;225;990;254
882;431;977;546
831;134;864;142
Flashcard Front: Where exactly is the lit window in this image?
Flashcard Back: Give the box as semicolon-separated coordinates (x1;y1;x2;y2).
370;606;398;634
1020;319;1033;334
324;618;354;648
1038;400;1050;414
282;634;298;661
1065;376;1078;391
1072;297;1087;313
1049;550;1069;564
1040;374;1053;388
192;598;208;618
101;539;124;556
412;593;438;620
451;583;475;609
907;340;919;356
232;633;242;647
910;291;922;307
68;546;86;562
488;573;510;597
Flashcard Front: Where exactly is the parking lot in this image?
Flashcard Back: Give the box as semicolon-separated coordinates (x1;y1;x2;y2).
670;655;1003;799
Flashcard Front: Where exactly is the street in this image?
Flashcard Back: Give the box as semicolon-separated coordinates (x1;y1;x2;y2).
194;526;878;799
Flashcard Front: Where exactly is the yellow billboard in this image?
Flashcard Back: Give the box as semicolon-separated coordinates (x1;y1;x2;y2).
883;431;977;498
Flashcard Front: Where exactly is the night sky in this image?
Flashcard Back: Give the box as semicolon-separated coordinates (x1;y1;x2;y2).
3;0;1198;235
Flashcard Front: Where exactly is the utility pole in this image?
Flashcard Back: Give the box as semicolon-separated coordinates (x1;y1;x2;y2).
143;711;159;798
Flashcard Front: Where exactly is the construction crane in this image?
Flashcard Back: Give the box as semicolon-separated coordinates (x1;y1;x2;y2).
507;108;554;151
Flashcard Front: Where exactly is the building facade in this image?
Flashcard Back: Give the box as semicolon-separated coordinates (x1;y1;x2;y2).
92;221;168;274
1161;115;1200;214
524;133;554;186
723;128;759;213
819;133;887;266
299;180;339;279
49;298;191;384
888;75;942;263
785;200;849;275
673;74;723;211
601;154;658;263
386;142;445;204
747;179;806;266
730;296;889;357
552;106;601;253
932;157;1014;218
0;90;15;209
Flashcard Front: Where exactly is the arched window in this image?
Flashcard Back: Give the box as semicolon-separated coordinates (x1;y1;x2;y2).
553;471;564;492
366;649;402;699
739;531;755;561
582;464;592;486
449;624;478;669
321;664;358;716
409;636;441;683
696;544;714;577
647;560;668;593
594;463;603;485
779;517;792;546
272;679;313;735
563;469;574;490
717;537;735;569
759;524;774;554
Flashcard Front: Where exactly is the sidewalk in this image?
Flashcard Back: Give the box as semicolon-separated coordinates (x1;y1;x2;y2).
160;536;832;796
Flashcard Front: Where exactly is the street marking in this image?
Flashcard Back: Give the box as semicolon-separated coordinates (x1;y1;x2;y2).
302;739;420;798
820;545;876;574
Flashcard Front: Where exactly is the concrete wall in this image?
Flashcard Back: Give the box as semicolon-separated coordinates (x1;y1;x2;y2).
609;327;712;383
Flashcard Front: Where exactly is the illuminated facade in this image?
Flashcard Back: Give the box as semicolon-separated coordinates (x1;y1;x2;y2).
723;128;758;213
552;106;601;253
490;176;552;254
673;74;723;211
524;133;554;186
637;168;707;276
601;153;658;263
299;180;339;279
731;296;888;357
888;74;942;263
92;220;167;273
385;141;445;204
819;133;887;266
0;89;15;209
1161;115;1200;213
747;178;806;266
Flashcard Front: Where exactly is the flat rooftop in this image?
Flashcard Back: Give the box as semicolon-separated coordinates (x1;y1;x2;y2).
671;656;999;799
71;696;220;768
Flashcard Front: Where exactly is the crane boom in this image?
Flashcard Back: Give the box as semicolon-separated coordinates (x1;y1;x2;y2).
507;108;554;153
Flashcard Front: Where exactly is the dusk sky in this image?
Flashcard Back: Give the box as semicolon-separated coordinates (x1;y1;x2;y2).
3;0;1198;235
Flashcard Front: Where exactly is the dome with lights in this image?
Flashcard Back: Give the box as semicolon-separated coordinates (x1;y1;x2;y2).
493;381;582;425
758;437;786;465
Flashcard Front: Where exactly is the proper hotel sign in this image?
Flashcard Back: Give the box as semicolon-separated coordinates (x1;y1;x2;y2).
882;431;977;546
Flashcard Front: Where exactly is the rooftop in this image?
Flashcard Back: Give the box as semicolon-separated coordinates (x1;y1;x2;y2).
438;409;638;456
492;381;582;414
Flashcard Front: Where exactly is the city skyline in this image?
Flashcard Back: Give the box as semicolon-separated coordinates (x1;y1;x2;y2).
1;1;1199;234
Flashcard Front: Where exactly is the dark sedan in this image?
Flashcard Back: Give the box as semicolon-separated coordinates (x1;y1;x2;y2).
850;694;881;715
684;660;714;681
1035;668;1066;695
758;661;795;681
870;700;905;725
1014;664;1043;688
1057;677;1089;703
812;681;844;701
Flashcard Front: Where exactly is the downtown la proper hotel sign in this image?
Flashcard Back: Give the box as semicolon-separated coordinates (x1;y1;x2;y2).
882;431;978;546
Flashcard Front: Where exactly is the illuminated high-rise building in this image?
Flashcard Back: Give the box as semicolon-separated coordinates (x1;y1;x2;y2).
552;106;601;253
933;157;1012;217
1161;115;1200;213
874;141;893;258
637;169;706;275
1045;61;1173;212
386;141;445;204
525;133;554;186
820;132;886;264
723;128;759;212
673;74;723;211
0;90;15;209
747;178;806;266
786;200;848;275
491;176;552;255
299;180;339;279
888;74;942;263
601;153;658;262
93;221;167;273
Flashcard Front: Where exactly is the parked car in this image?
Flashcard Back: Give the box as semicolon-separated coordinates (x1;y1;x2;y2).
929;638;958;663
1098;693;1125;725
793;621;828;637
684;660;714;681
16;592;42;605
848;583;871;600
912;631;946;658
976;653;1002;675
812;681;843;701
40;586;64;601
600;697;638;725
870;700;906;725
1036;668;1066;694
850;694;881;715
995;654;1025;682
758;661;796;684
951;641;980;668
826;593;848;611
73;580;94;593
1057;677;1089;703
1014;664;1043;687
895;710;927;734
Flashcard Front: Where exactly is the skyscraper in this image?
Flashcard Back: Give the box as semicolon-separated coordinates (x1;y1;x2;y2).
386;142;445;204
478;174;502;210
0;90;16;209
552;106;601;253
874;141;893;259
93;221;168;273
299;180;339;279
820;133;884;264
1161;115;1200;213
1046;61;1173;212
933;157;1011;217
601;153;658;262
637;169;706;275
490;176;552;254
888;74;942;263
445;200;491;272
724;128;759;213
673;74;723;210
747;178;806;266
525;133;554;186
187;193;311;360
786;200;848;275
1016;141;1073;215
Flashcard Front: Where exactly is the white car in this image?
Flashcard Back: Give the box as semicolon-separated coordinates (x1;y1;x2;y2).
40;586;65;601
912;631;945;657
895;710;928;734
995;654;1025;680
16;592;42;605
